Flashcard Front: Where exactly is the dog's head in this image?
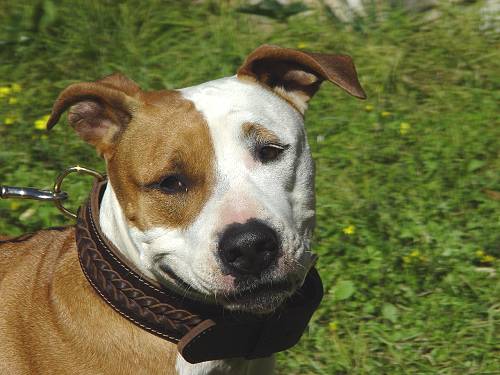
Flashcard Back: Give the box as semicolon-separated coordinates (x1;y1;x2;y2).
48;45;365;313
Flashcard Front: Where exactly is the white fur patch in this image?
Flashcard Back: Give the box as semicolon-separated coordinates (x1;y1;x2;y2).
175;354;274;375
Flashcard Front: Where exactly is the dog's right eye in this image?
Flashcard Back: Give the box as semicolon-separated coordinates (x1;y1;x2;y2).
157;174;188;194
257;144;286;163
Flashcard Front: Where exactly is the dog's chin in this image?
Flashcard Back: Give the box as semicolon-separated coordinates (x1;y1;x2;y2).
153;264;297;314
214;278;298;314
219;291;290;314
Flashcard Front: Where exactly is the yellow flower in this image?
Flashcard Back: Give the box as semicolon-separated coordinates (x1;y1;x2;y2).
399;122;411;135
11;83;22;92
9;201;20;211
477;249;495;263
34;120;46;130
365;104;374;112
328;321;338;332
8;97;17;105
403;250;428;265
410;249;420;258
297;42;308;49
0;86;11;97
381;111;392;117
34;114;51;130
4;117;15;125
481;255;495;263
342;225;356;235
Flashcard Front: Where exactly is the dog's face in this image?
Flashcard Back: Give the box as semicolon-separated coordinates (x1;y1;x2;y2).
48;45;365;313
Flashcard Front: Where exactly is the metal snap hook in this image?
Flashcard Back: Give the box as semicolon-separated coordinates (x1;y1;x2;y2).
1;165;105;220
1;186;68;202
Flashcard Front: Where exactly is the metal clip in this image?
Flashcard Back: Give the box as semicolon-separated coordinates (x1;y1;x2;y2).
1;165;105;220
1;186;68;202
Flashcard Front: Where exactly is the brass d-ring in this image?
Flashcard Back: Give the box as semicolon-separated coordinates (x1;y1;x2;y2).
53;166;105;219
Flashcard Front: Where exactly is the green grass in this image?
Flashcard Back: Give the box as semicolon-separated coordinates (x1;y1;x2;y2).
1;1;499;373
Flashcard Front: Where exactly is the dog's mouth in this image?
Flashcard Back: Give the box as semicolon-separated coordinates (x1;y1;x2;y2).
218;279;296;313
157;263;199;295
222;279;293;300
157;263;297;313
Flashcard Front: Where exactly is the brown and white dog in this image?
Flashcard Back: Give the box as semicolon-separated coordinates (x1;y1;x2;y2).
0;45;365;375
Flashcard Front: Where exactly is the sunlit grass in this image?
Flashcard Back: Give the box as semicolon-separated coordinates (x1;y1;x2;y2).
1;1;498;373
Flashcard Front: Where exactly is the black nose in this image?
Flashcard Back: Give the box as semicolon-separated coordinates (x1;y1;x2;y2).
218;220;279;276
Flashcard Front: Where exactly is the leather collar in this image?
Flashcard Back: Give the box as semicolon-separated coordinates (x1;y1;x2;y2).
75;180;323;364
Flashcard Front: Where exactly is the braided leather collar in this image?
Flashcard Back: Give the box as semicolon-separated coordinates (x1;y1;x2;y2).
75;180;323;364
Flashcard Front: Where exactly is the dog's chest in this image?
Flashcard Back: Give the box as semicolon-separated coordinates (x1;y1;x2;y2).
175;354;275;375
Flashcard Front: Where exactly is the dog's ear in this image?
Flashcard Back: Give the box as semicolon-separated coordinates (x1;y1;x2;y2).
237;44;366;114
46;73;141;159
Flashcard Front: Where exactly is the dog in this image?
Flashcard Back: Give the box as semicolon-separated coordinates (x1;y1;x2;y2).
0;45;365;375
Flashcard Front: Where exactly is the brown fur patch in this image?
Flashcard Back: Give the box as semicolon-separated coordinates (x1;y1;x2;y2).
242;122;281;144
0;229;178;374
108;90;215;230
48;75;216;232
236;45;366;114
237;45;366;100
47;74;141;159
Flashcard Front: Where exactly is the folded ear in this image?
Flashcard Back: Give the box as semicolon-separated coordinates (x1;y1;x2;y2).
237;44;366;114
46;73;141;159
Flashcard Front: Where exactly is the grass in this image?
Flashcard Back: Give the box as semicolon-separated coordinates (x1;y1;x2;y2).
1;0;499;373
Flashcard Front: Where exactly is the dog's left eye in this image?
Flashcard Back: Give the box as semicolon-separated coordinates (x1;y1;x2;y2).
157;174;188;194
257;144;286;162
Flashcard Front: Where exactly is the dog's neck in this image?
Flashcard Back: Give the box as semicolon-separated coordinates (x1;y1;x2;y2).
99;182;275;375
99;182;156;279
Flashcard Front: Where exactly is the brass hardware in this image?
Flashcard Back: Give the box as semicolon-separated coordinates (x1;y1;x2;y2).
52;166;105;219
